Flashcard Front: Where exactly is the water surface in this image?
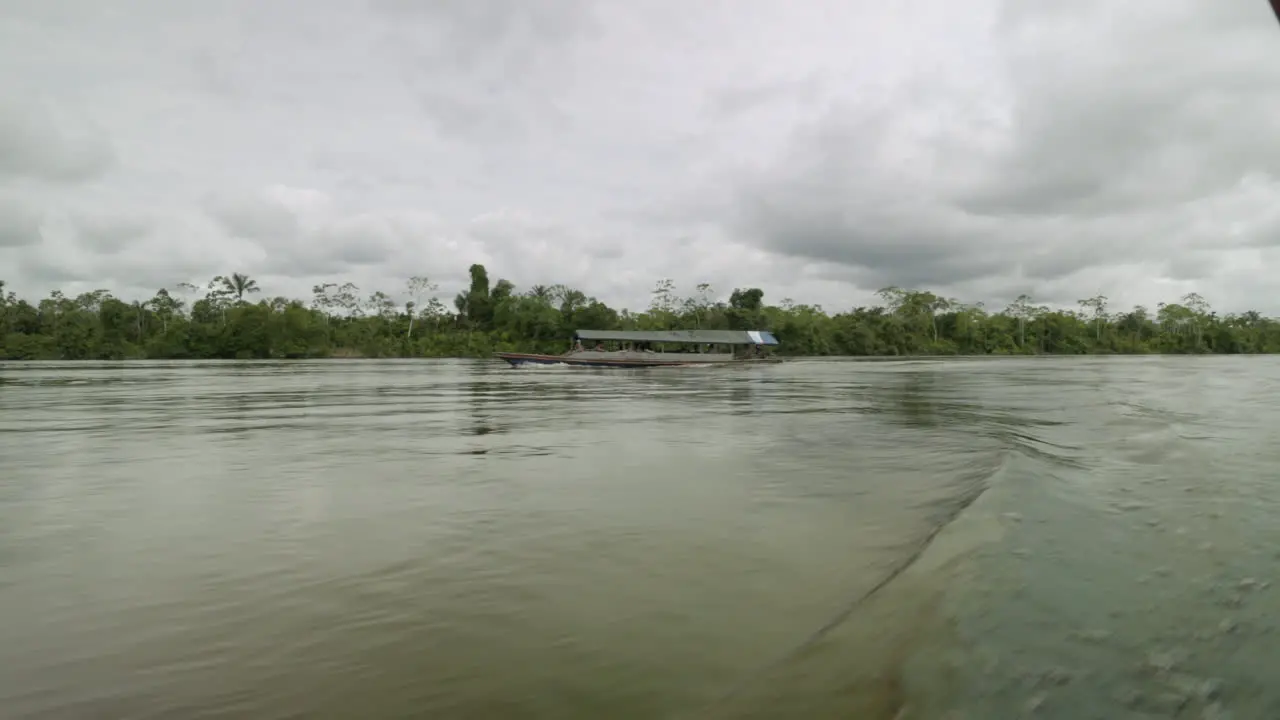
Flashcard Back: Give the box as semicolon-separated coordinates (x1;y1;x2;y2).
1;357;1277;718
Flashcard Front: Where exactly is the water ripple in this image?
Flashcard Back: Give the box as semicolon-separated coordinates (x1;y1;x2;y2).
2;357;1279;718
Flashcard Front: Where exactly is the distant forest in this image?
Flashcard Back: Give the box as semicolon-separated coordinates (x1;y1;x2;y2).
2;265;1278;360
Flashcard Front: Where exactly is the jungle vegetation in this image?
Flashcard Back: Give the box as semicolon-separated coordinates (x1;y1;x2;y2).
2;266;1278;360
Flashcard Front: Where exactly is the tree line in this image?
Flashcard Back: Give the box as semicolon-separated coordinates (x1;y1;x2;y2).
2;265;1279;360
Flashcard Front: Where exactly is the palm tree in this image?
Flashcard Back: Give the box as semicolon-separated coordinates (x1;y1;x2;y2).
221;273;259;302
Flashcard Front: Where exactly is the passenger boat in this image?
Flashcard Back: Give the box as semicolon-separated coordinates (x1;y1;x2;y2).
494;329;781;368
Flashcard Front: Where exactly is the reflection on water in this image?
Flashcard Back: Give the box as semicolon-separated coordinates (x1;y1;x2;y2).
884;366;941;428
1;357;1279;718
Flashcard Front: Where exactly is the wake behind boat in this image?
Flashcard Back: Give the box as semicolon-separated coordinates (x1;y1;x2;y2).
494;329;781;368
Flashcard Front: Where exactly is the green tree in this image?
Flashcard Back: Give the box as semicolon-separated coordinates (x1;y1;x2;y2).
405;276;438;340
1006;294;1034;350
5;270;1280;361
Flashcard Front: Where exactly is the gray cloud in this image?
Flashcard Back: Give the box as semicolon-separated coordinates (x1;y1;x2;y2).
372;0;593;143
204;191;302;243
189;50;239;97
719;0;1280;307
0;95;115;183
369;0;597;68
0;199;43;248
962;2;1280;216
73;211;153;254
2;0;1280;314
705;74;828;120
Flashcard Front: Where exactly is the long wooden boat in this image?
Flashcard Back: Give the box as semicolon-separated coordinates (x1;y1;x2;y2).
494;329;781;368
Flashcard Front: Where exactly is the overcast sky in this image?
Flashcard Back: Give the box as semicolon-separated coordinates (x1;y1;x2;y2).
3;0;1280;315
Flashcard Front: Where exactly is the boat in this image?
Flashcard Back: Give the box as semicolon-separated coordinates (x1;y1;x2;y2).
494;329;781;368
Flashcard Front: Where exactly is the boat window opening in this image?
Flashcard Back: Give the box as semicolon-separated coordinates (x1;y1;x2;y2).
498;329;779;367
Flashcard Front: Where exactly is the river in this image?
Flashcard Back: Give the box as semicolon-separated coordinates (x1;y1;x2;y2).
0;357;1276;719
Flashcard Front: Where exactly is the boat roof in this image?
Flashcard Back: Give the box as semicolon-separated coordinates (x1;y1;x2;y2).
574;329;779;345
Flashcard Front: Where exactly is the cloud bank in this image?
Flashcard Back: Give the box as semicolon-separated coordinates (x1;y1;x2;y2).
3;0;1280;314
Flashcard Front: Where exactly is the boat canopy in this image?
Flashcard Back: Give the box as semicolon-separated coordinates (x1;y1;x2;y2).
574;329;779;346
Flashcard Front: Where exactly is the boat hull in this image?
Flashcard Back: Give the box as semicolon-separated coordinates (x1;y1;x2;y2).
493;352;777;369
